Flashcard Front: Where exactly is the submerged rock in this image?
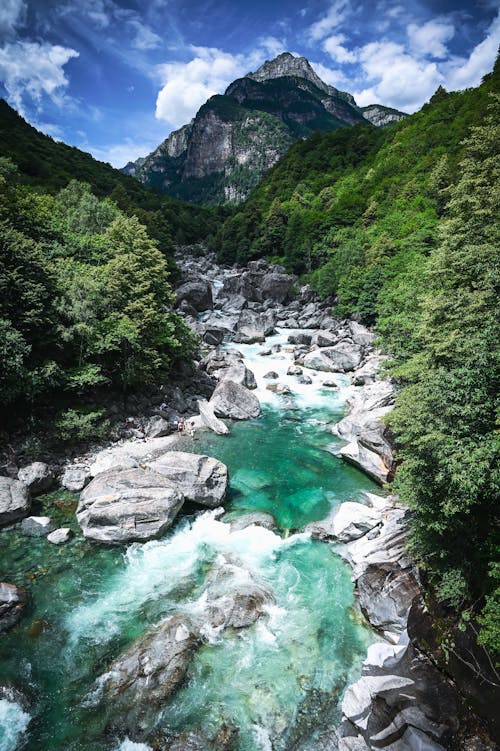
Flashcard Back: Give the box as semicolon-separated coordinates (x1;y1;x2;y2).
0;582;27;632
97;615;199;730
228;512;276;532
164;725;238;751
47;527;73;545
203;562;274;630
209;380;260;420
147;451;228;508
77;468;184;543
0;477;31;527
21;516;55;537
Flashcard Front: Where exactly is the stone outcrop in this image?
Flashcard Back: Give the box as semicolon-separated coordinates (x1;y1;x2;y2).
175;280;213;312
147;451;228;508
0;477;30;527
77;468;184;543
17;462;54;495
209;380;260;420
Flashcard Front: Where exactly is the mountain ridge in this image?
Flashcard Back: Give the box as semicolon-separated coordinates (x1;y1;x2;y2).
124;52;407;204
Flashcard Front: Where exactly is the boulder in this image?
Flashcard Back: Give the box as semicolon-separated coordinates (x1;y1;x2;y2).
217;362;257;390
209;380;260;420
340;441;391;485
61;465;91;492
145;416;174;438
17;462;53;495
147;452;228;509
89;436;178;477
342;675;416;732
0;478;30;527
348;321;375;347
77;468;184;543
203;563;274;630
164;726;238;751
47;527;73;545
288;332;312;346
197;399;229;435
357;562;422;635
303;349;337;372
21;516;55;537
260;272;294;303
298;374;313;385
97;615;199;730
306;502;380;542
175;280;213;311
0;582;27;632
287;365;303;376
321;342;364;372
263;371;279;379
311;330;338;348
228;512;276;532
233;309;276;344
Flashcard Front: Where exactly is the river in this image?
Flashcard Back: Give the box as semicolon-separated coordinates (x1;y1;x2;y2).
0;329;380;751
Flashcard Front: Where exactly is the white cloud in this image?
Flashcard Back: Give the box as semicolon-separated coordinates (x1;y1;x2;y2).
323;33;357;63
0;41;79;114
307;0;351;41
0;0;26;38
408;19;455;59
81;138;155;167
353;41;442;112
129;19;161;50
155;38;287;129
444;11;500;90
310;60;348;87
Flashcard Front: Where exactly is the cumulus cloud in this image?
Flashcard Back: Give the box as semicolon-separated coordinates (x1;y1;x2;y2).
155;38;286;128
0;0;26;39
444;11;500;90
408;19;455;59
310;60;348;87
0;41;79;114
307;0;352;41
81;138;154;167
323;33;357;63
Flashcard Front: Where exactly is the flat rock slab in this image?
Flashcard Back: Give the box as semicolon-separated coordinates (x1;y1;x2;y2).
89;435;179;477
77;468;184;543
147;451;228;508
0;477;31;527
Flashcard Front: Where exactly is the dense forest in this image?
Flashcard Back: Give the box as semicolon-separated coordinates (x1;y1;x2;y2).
211;64;500;654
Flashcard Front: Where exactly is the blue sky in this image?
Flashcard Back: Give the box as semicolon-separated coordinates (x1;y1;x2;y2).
0;0;498;166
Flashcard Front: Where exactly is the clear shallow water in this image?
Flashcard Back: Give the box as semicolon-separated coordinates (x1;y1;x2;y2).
0;330;378;751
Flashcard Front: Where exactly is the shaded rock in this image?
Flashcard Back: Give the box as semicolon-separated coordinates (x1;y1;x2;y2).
17;462;54;495
0;582;27;632
311;330;338;348
147;451;228;508
348;321;375;347
77;468;184;543
203;327;225;346
197;399;230;435
287;365;303;376
288;332;312;345
61;465;91;492
342;675;416;732
340;441;391;486
306;502;380;542
260;272;294;303
144;416;173;438
209;380;260;420
47;527;73;545
340;507;409;582
358;562;421;635
21;516;55;537
263;371;279;379
298;374;313;385
175;280;213;311
0;477;31;527
228;512;276;532
217;362;257;390
97;615;199;730
322;380;338;388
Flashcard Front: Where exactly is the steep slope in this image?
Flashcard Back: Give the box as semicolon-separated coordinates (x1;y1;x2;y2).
126;52;406;205
0;99;220;245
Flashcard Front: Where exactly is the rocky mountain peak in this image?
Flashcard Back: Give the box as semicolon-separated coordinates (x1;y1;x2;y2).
247;52;345;100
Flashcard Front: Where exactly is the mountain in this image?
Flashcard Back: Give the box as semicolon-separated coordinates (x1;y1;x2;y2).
0;98;221;246
124;52;406;205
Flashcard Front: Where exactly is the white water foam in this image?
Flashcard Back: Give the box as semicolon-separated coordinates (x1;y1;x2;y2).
0;699;30;751
115;739;152;751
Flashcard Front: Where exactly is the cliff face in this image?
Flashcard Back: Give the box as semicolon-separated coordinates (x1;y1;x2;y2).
125;53;406;204
361;104;407;127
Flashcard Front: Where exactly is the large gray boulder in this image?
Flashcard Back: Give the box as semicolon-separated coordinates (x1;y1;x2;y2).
147;451;228;508
0;477;30;526
209;380;260;420
215;362;257;390
17;462;53;495
357;562;421;635
260;272;294;303
303;349;338;372
77;468;184;543
348;321;375;347
61;465;91;492
175;280;213;311
233;309;276;344
21;516;55;537
97;615;199;730
321;342;364;372
0;582;27;632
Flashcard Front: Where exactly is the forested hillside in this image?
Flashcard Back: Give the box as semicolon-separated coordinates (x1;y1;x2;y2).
212;63;500;652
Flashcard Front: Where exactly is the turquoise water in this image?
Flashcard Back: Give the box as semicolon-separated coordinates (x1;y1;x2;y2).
0;332;378;751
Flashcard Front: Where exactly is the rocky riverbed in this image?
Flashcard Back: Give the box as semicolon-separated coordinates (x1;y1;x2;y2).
0;252;496;751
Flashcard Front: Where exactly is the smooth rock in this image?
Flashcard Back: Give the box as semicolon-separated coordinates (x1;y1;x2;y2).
287;365;303;376
263;371;279;379
145;415;173;438
228;512;276;532
47;527;73;545
0;582;27;632
21;516;55;537
61;465;91;492
97;615;199;729
147;451;228;508
77;468;184;543
306;502;380;542
0;478;31;527
89;436;178;477
320;342;364;372
218;362;257;390
197;399;230;435
17;462;54;495
175;280;213;311
209;380;260;420
303;349;338;372
311;330;338;348
358;562;421;635
342;675;415;732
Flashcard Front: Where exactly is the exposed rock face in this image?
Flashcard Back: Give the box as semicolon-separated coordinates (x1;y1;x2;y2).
0;477;30;526
123;53;405;204
0;582;27;632
147;451;228;508
209;380;260;420
360;104;407;127
197;399;230;435
17;462;54;495
77;468;184;543
357;562;422;635
97;615;199;730
306;501;380;542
